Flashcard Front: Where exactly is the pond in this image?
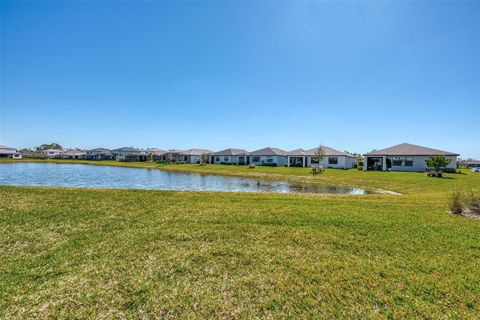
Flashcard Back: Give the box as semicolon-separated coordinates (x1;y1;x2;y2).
0;163;374;194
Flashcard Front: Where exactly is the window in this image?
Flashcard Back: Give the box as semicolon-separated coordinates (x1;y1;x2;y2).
252;156;260;162
405;157;413;166
215;157;220;162
392;157;404;166
266;156;274;163
311;157;319;164
224;156;229;161
328;157;338;165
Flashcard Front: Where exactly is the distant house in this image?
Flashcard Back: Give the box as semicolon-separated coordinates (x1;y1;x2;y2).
41;149;64;159
62;150;86;160
287;146;356;169
0;145;22;159
148;149;167;162
249;147;288;166
465;160;480;168
212;148;250;165
86;148;112;160
156;149;212;164
111;147;147;162
364;143;459;172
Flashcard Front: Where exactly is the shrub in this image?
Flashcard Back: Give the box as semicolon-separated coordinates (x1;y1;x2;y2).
448;190;464;214
465;190;480;214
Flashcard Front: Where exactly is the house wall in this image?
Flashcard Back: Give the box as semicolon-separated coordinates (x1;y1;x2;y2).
388;155;457;172
304;156;354;169
365;155;457;171
250;155;287;166
213;155;239;164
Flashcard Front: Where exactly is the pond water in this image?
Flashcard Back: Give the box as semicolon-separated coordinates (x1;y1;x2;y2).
0;163;373;194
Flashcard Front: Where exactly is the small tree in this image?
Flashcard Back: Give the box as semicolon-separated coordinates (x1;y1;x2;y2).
356;155;364;171
147;152;153;162
425;156;451;177
312;145;326;175
200;151;209;166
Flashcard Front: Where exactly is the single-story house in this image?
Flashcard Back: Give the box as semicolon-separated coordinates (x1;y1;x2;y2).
155;149;212;164
149;149;167;162
364;143;459;172
62;150;86;160
41;149;64;159
465;160;480;168
249;147;289;166
0;145;22;159
287;146;356;169
112;147;147;162
212;148;250;165
86;148;112;160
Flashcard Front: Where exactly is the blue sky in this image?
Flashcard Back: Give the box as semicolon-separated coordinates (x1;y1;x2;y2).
1;1;479;158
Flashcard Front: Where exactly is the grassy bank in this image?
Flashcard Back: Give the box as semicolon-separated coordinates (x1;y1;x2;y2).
1;159;480;318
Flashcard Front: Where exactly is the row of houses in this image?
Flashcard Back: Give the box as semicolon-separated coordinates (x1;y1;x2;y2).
0;143;461;172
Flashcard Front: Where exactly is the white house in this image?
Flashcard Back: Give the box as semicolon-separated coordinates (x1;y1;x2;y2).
41;149;64;159
62;150;86;160
155;149;212;163
0;145;22;159
212;148;249;165
249;147;288;166
364;143;459;172
287;146;356;169
86;148;112;160
112;147;147;162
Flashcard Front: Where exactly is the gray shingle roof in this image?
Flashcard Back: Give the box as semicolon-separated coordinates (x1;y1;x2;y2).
88;148;110;153
249;147;288;156
214;148;249;156
113;147;140;152
181;149;213;156
289;146;353;157
364;143;459;156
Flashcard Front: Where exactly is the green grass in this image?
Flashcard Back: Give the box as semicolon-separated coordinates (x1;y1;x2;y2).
1;159;480;318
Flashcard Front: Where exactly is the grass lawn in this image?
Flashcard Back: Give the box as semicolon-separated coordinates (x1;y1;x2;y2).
1;159;480;318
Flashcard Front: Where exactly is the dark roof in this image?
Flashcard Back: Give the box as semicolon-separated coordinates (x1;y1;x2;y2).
249;147;288;156
214;148;249;156
364;143;459;156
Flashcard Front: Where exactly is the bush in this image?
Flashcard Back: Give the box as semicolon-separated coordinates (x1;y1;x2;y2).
448;190;464;214
260;163;277;167
447;189;480;215
465;190;480;214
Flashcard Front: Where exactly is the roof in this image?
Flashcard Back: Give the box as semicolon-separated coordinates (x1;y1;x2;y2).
150;149;167;155
0;145;16;151
64;150;86;155
42;149;63;152
0;145;19;155
249;147;289;156
214;148;249;156
88;148;110;153
181;149;213;156
288;146;353;157
113;147;141;152
364;143;459;156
